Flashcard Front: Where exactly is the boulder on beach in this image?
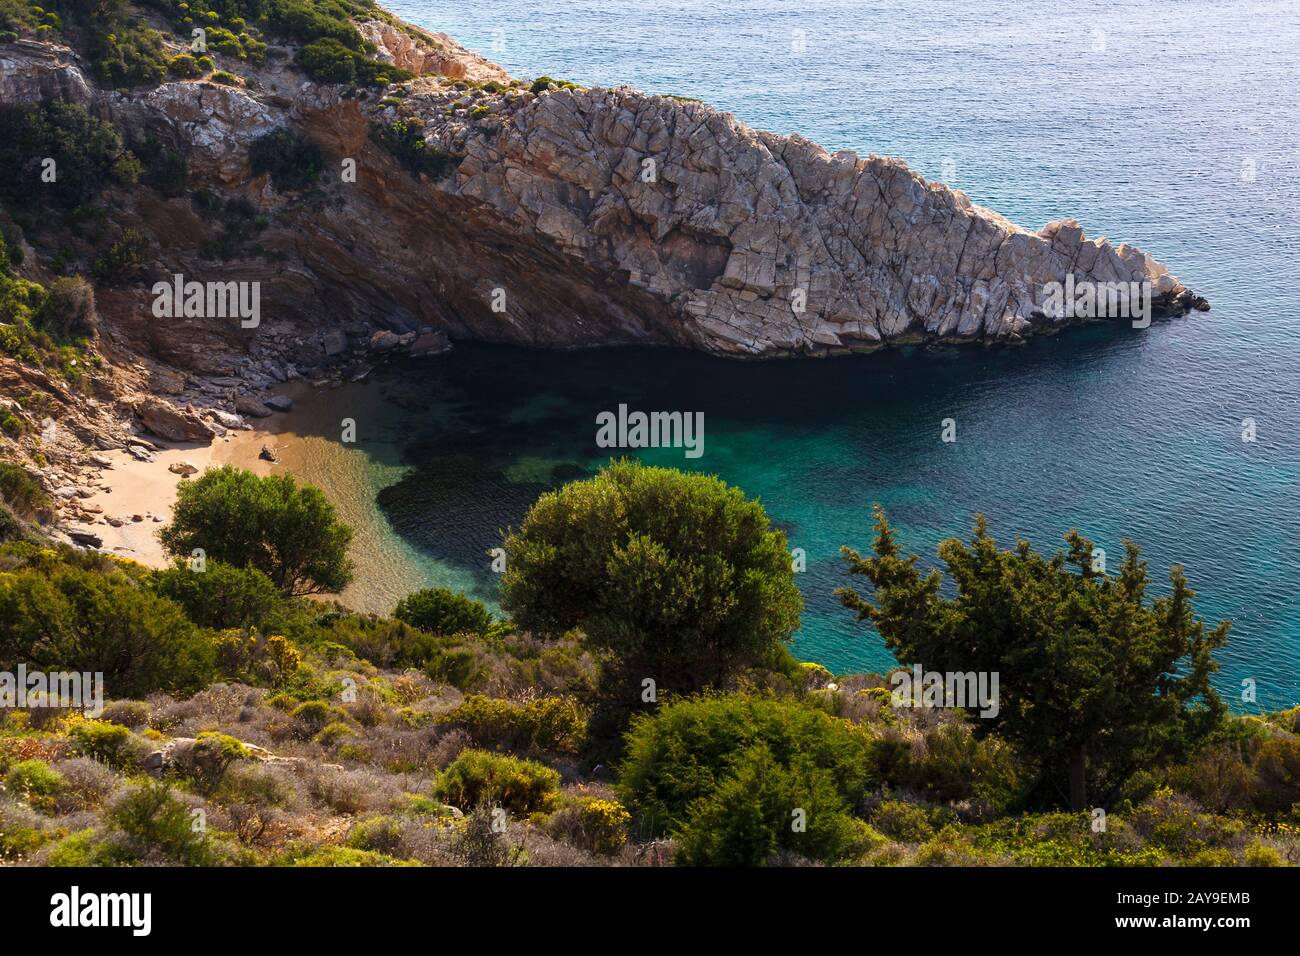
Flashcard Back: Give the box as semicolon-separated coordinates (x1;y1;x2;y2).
133;396;217;443
168;460;199;477
264;395;294;412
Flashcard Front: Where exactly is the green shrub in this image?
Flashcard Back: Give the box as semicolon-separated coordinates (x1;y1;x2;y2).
295;37;356;83
345;815;402;854
371;117;459;179
5;759;64;810
0;101;140;213
92;228;149;285
249;126;323;192
618;693;877;836
675;745;859;865
1250;736;1300;815
1244;841;1284;866
150;559;283;630
68;719;133;767
290;699;335;731
0;462;52;521
33;274;96;342
394;587;492;637
502;460;803;692
434;749;560;815
108;780;212;865
0;560;215;697
437;694;585;754
315;720;354;746
870;800;936;843
168;53;203;78
288;845;416;866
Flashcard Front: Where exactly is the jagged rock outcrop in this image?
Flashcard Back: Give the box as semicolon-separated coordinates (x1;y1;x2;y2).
357;19;510;83
0;21;1208;384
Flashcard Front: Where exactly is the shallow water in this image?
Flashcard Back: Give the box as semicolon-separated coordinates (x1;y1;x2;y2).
290;0;1298;709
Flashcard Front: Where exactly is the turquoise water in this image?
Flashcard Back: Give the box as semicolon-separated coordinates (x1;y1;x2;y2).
336;1;1299;709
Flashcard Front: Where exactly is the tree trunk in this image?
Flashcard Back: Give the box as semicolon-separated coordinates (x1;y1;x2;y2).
1068;744;1087;811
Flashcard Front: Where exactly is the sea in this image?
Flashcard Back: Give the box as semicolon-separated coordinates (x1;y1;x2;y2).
274;0;1300;710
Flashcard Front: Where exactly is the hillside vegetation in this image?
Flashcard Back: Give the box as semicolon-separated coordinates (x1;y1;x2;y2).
0;460;1296;867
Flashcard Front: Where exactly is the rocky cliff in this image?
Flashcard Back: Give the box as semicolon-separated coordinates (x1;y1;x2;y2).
0;10;1207;470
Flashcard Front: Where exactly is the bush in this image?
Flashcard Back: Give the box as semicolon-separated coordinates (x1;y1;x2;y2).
289;845;415;867
436;695;586;754
0;101;140;213
870;800;936;843
168;53;203;78
346;815;402;854
618;693;877;836
559;797;630;855
0;462;52;521
290;699;335;731
4;759;63;810
675;745;859;865
393;587;492;637
150;559;283;630
502;461;803;692
0;560;215;696
108;780;212;865
295;37;356;83
35;275;97;340
249;126;323;192
68;719;132;767
1250;736;1300;815
159;466;354;595
92;228;149;284
434;749;560;815
371;117;459;179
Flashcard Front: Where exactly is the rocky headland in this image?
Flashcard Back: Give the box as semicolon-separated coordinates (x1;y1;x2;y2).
0;3;1208;549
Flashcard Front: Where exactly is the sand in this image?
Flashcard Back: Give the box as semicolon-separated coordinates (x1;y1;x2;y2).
75;442;219;565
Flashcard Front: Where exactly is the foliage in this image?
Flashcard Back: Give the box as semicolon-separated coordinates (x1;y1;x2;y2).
159;466;354;595
0;101;140;213
675;744;860;865
249;127;323;192
839;507;1228;810
149;559;283;630
434;748;560;815
618;693;877;836
502;460;803;692
436;694;586;754
0;462;53;522
371;117;459;178
393;586;492;637
0;554;215;696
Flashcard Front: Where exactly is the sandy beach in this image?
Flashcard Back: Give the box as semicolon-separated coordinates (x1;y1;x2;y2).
73;386;312;567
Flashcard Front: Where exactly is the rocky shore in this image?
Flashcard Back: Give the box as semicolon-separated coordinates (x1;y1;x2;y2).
0;9;1209;549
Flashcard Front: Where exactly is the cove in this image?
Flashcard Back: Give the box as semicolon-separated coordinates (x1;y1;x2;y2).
270;325;1300;714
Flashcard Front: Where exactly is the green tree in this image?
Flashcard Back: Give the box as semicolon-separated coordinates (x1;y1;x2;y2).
838;508;1228;810
501;460;802;692
159;466;354;596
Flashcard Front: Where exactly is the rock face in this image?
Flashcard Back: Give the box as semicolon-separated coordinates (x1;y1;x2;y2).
0;25;1208;374
357;19;510;83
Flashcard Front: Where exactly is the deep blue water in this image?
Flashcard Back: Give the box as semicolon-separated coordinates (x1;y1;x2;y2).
326;1;1299;710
